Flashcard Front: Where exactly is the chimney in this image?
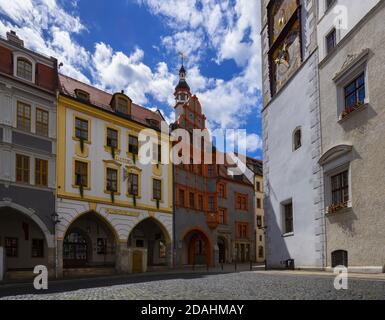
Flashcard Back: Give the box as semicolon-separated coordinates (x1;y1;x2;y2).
6;30;24;47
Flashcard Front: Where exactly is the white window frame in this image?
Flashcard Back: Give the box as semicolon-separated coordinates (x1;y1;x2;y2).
334;50;370;120
13;52;36;84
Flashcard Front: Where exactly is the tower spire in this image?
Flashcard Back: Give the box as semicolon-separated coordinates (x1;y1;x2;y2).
174;52;191;105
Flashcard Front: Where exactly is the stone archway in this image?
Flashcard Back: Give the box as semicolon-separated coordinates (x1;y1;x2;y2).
182;228;212;267
0;203;54;276
62;211;118;270
127;217;172;273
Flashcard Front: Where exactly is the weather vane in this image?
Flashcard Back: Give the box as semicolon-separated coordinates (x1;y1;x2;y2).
178;51;185;66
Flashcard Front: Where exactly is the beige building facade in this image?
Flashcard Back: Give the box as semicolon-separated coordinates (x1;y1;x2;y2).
318;0;385;273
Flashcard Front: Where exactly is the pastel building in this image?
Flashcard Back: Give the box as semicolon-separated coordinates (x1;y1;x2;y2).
56;74;173;276
0;31;58;279
172;65;256;267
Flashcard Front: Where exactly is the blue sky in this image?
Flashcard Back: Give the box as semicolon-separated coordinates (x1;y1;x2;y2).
0;0;262;159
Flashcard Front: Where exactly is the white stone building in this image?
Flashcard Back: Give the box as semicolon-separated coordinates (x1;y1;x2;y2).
261;0;324;269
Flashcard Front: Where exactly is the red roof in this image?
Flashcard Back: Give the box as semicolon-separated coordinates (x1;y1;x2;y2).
59;74;164;127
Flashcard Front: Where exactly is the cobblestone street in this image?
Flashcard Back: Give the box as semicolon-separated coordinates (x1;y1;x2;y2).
1;270;385;300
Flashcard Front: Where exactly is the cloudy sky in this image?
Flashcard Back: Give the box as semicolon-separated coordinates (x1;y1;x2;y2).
0;0;263;159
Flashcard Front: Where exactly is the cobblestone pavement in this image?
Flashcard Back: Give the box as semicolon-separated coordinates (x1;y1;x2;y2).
1;271;385;300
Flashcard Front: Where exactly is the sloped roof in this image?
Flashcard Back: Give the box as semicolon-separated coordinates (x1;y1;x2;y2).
59;74;163;127
246;157;263;176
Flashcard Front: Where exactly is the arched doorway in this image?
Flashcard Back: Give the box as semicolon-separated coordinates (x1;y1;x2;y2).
182;229;212;266
0;206;51;274
128;218;171;273
63;211;117;269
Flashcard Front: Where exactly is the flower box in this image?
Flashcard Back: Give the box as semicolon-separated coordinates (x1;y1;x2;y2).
327;201;349;214
340;102;364;120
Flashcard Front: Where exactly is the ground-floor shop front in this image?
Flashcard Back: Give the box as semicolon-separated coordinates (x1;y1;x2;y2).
0;186;56;281
55;199;173;277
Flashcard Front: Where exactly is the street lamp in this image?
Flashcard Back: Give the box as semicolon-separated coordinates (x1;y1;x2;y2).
51;212;61;279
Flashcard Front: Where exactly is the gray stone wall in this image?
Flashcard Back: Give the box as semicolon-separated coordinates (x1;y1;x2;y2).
319;1;385;269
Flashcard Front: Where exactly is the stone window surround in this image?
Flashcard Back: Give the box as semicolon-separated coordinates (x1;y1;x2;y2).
13;51;36;84
333;49;370;120
319;145;353;213
280;198;294;237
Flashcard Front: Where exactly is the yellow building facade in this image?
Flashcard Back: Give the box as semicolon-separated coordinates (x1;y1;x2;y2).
55;75;173;276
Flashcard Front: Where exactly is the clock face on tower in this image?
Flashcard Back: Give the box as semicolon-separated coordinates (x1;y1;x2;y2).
273;25;301;90
271;0;298;43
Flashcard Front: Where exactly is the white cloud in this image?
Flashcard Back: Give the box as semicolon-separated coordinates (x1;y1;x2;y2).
0;0;263;154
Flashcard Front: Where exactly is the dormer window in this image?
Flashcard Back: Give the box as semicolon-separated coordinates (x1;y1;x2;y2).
117;97;129;114
17;58;32;81
75;89;90;102
146;118;160;129
111;93;132;116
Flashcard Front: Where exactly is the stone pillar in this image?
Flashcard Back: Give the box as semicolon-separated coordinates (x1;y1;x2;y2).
116;242;130;274
56;239;63;278
47;247;56;279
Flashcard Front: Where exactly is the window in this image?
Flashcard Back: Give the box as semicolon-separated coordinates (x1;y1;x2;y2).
179;189;185;207
236;194;248;210
16;154;30;183
219;209;227;225
238;224;248;239
128;173;139;196
17;101;31;132
106;168;118;192
75;161;88;187
117;97;129;114
208;196;215;212
331;250;348;268
258;246;264;258
198;194;203;211
153;179;162;200
257;216;263;228
256;181;261;192
331;170;349;206
17;58;32;81
326;28;337;55
5;237;18;257
75;117;89;141
207;165;214;177
257;198;262;209
344;73;365;109
75;89;90;101
106;128;118;149
36;108;49;137
32;239;44;258
35;159;48;187
129;135;139;154
189;192;195;208
218;183;226;198
283;202;294;234
293;128;302;150
97;238;107;255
